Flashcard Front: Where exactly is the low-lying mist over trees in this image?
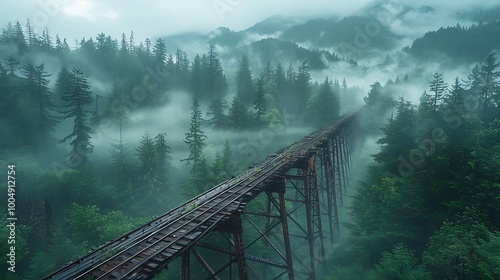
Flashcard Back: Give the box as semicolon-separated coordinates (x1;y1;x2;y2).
0;0;499;279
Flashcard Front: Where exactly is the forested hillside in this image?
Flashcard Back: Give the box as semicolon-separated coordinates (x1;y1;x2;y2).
1;1;500;278
0;21;344;279
404;20;500;64
326;52;500;279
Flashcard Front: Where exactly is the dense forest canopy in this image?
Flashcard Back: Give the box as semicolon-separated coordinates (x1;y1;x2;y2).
0;1;499;279
0;19;344;278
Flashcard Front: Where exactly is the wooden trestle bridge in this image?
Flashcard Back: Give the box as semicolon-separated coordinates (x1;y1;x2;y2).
43;109;363;280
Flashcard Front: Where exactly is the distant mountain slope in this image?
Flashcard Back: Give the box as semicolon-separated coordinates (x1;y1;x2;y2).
249;38;340;69
404;20;500;63
280;16;399;51
244;15;305;35
465;6;500;22
160;3;500;71
208;27;244;47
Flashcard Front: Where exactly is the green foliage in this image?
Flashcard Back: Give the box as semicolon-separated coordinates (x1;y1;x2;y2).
66;203;146;246
190;54;205;100
305;77;340;128
185;154;213;197
253;78;267;127
363;82;394;112
370;245;431;280
152;38;167;71
26;205;147;280
406;21;500;64
59;68;94;168
20;63;59;142
27;227;87;280
155;132;171;185
336;55;500;280
427;72;447;112
294;61;311;115
249;37;340;69
423;219;488;280
374;97;417;174
183;98;207;164
108;124;133;190
205;46;228;128
228;96;250;130
477;52;500;122
236;54;255;105
207;94;227;128
477;231;500;279
211;139;235;182
135;133;162;201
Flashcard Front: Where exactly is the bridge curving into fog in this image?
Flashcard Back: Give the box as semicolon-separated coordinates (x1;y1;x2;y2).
43;108;364;280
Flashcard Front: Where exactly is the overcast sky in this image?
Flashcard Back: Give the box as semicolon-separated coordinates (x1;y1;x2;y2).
0;0;498;46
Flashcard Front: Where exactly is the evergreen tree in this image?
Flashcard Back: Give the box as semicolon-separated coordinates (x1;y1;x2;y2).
79;37;96;58
261;60;274;86
274;62;286;108
283;63;296;114
166;54;175;84
174;48;189;89
445;77;465;110
190;54;204;100
428;72;448;112
235;54;255;105
129;31;135;52
186;154;212;196
21;63;59;142
228;96;249;130
155;132;171;188
14;21;27;53
207;95;227;128
25;19;40;50
5;55;19;76
342;78;348;94
59;69;94;168
465;63;482;105
305;77;340;128
253;78;266;128
95;32;118;67
205;45;227;99
372;245;431;279
152;38;167;71
417;88;442;140
211;140;234;183
120;33;128;55
109;121;131;190
54;66;72;107
294;61;311;115
374;97;417;174
55;35;63;52
40;27;53;51
0;21;14;42
137;37;152;64
364;82;384;107
260;61;279;109
221;139;234;176
478;52;500;121
1;21;27;52
183;98;207;164
136;133;161;198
